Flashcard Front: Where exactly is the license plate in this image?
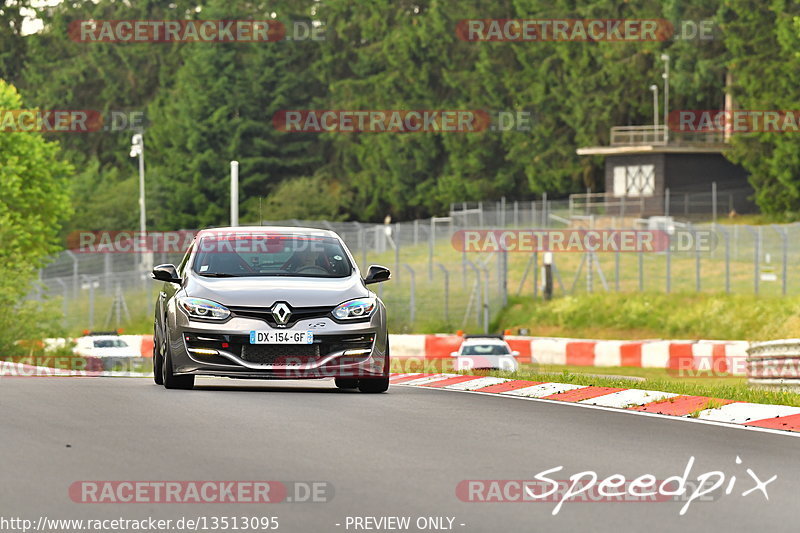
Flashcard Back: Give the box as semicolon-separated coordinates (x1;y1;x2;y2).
249;330;313;344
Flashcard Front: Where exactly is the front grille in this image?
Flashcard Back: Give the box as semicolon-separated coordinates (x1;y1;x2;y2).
184;332;373;367
242;343;321;365
228;305;334;328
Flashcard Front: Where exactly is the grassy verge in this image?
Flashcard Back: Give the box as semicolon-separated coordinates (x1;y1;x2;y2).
393;360;800;408
493;292;800;341
390;359;800;407
482;365;800;407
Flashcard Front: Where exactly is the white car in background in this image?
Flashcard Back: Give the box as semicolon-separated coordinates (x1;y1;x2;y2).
74;334;139;359
450;335;519;372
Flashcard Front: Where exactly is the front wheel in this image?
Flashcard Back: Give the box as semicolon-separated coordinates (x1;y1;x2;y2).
152;324;164;385
358;335;390;393
335;378;359;389
357;376;390;393
162;341;194;390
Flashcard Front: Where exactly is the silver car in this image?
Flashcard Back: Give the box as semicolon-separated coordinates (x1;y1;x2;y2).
152;226;391;392
450;335;519;372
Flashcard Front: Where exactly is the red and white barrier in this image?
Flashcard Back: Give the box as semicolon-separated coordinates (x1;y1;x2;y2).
44;334;748;375
389;334;749;376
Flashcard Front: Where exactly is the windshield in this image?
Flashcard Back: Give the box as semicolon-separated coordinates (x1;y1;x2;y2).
191;234;353;278
461;344;511;356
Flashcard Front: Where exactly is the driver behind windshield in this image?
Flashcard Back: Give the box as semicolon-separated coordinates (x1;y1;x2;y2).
282;248;327;273
192;235;352;277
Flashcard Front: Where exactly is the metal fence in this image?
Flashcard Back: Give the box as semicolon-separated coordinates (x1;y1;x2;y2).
568;187;755;221
33;197;800;335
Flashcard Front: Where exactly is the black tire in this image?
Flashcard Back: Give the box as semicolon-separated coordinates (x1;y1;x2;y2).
162;340;194;390
152;324;164;385
357;335;390;393
357;376;390;393
335;378;359;389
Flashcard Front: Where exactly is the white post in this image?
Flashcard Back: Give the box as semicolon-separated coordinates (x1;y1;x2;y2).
137;142;145;237
661;54;670;143
230;160;239;227
130;134;150;272
649;84;659;133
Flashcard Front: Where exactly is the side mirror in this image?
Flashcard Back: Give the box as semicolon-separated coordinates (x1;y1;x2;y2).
364;264;391;285
511;351;520;357
152;264;181;283
450;351;459;357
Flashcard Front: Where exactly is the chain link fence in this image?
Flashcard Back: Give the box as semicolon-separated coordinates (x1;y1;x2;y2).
34;197;799;335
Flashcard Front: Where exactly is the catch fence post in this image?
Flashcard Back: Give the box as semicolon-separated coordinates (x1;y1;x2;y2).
437;263;450;325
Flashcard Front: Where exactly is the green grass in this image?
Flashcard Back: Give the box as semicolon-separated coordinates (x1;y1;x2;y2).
714;214;781;225
493;292;800;341
60;286;159;337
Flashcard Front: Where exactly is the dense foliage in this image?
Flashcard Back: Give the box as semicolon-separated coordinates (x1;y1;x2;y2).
2;0;799;230
0;80;73;351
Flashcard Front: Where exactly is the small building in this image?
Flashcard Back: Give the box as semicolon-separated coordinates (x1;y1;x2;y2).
576;126;755;218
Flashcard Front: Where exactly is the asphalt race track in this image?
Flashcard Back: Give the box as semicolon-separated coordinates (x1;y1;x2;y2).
2;376;799;533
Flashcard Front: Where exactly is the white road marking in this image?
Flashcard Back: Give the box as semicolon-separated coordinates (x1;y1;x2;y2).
443;376;509;390
400;373;459;386
694;403;800;424
579;389;678;408
502;382;586;398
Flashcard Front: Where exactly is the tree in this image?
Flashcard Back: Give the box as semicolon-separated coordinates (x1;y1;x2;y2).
20;0;193;233
0;0;30;84
146;0;325;228
0;80;73;351
721;0;800;218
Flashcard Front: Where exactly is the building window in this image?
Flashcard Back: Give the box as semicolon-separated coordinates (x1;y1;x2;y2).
613;165;655;197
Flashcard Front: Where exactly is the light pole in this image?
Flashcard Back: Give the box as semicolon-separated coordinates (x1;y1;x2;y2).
661;53;670;143
230;160;239;227
130;133;148;270
649;84;659;140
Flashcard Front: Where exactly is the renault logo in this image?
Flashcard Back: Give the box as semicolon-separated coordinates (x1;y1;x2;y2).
271;302;292;325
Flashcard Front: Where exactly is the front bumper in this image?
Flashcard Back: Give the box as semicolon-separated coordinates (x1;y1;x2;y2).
168;311;388;379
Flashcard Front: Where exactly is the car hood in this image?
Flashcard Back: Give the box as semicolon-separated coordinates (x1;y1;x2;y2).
184;273;370;308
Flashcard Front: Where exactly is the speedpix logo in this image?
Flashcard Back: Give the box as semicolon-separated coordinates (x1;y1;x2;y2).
457;456;776;516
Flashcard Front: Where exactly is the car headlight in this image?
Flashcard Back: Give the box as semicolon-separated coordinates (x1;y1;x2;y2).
178;297;231;320
332;297;376;320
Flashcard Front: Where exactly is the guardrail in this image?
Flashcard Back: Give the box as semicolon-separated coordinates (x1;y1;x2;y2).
610;125;667;146
747;339;800;388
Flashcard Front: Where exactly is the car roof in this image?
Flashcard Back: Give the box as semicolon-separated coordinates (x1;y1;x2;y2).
462;337;508;345
196;226;340;239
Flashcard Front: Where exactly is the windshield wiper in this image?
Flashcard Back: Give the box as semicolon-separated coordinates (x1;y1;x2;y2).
197;272;239;277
